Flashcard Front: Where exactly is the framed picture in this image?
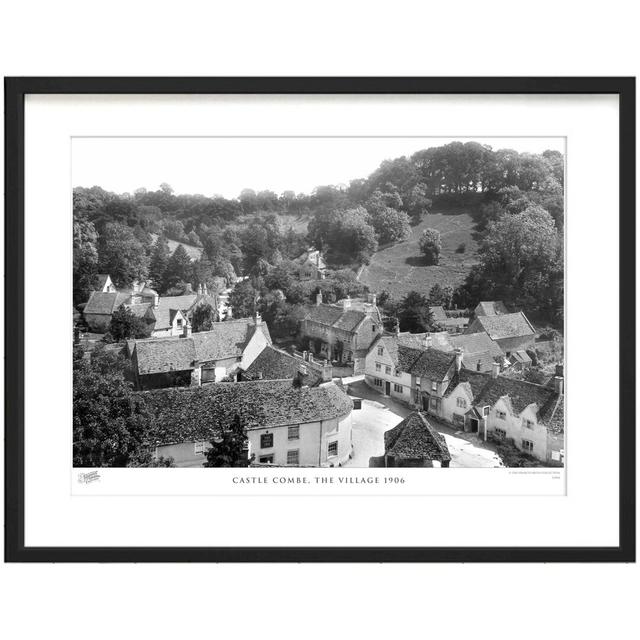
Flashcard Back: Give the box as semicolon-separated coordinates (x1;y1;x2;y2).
4;77;635;562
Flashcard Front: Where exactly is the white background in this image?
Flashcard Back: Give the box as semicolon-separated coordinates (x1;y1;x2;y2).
1;2;638;640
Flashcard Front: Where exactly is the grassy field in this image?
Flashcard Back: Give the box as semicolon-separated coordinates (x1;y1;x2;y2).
359;211;480;299
150;234;203;261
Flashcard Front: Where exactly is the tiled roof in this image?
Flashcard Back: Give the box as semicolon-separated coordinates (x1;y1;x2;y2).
132;318;271;375
138;380;353;444
476;301;509;316
304;303;371;332
401;346;456;380
374;333;452;366
135;338;198;375
242;346;322;386
384;412;451;462
449;332;504;372
429;306;448;323
84;291;130;315
445;369;563;430
470;312;535;340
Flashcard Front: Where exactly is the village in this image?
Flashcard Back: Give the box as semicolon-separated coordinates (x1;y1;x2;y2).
73;141;565;470
75;247;564;469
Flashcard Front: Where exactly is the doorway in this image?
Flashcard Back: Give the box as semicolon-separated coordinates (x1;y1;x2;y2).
385;381;391;395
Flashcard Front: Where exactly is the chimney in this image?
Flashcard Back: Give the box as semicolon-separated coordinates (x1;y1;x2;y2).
343;296;351;310
316;291;322;306
476;360;482;372
203;283;208;296
183;320;192;338
422;332;432;349
226;305;233;319
369;293;377;306
302;350;308;362
454;347;463;372
153;292;159;308
554;375;564;395
491;361;500;379
395;321;400;336
254;311;262;326
197;283;203;295
185;282;193;293
190;364;201;387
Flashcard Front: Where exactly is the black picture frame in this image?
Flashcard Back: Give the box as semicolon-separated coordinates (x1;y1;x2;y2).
4;77;636;563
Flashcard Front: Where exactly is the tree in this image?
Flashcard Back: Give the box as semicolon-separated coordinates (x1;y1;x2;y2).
191;303;217;332
73;211;99;305
109;306;152;341
73;347;159;467
164;243;192;290
397;291;435;333
366;202;411;245
228;279;259;318
148;235;171;292
419;228;442;265
465;205;563;318
97;223;149;288
203;414;252;467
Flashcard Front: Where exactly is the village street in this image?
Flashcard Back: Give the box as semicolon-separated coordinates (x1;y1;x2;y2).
342;377;504;468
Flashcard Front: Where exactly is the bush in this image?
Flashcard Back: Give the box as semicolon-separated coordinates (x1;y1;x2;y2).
418;228;442;265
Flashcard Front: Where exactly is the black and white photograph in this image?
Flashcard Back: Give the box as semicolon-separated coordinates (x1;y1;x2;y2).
72;136;565;470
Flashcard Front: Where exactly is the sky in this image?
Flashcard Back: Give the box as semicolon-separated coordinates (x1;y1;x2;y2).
72;136;565;199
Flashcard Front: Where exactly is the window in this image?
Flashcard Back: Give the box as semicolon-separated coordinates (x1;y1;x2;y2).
372;324;377;332
375;363;381;371
394;369;400;377
287;450;300;465
194;442;205;455
288;425;299;440
522;439;534;453
497;410;507;420
260;433;273;449
551;450;561;462
373;378;382;387
259;455;274;464
523;419;534;430
494;427;506;439
393;383;403;393
377;346;384;356
385;366;391;375
431;381;437;392
483;406;490;416
177;318;183;328
456;397;467;409
327;441;338;457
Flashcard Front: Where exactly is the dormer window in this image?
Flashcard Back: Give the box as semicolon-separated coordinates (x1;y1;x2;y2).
523;419;534;430
431;381;437;392
377;346;384;356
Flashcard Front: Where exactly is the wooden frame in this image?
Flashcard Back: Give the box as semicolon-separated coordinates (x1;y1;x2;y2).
4;76;635;562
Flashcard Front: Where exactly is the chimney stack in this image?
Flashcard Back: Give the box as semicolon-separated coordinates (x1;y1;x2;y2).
454;347;463;372
153;292;159;309
183;320;192;338
343;296;351;310
491;361;500;379
197;283;203;295
185;282;193;293
395;321;400;336
422;332;432;349
316;291;322;306
254;311;262;326
226;305;233;319
476;360;482;372
203;283;208;296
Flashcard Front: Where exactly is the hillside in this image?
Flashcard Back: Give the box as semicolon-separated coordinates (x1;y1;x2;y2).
149;234;204;261
359;211;479;299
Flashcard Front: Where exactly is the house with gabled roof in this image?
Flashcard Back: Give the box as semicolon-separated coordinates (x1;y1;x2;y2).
383;412;451;467
300;293;382;372
137;379;354;468
128;314;272;390
465;310;536;355
295;248;327;280
440;360;565;465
